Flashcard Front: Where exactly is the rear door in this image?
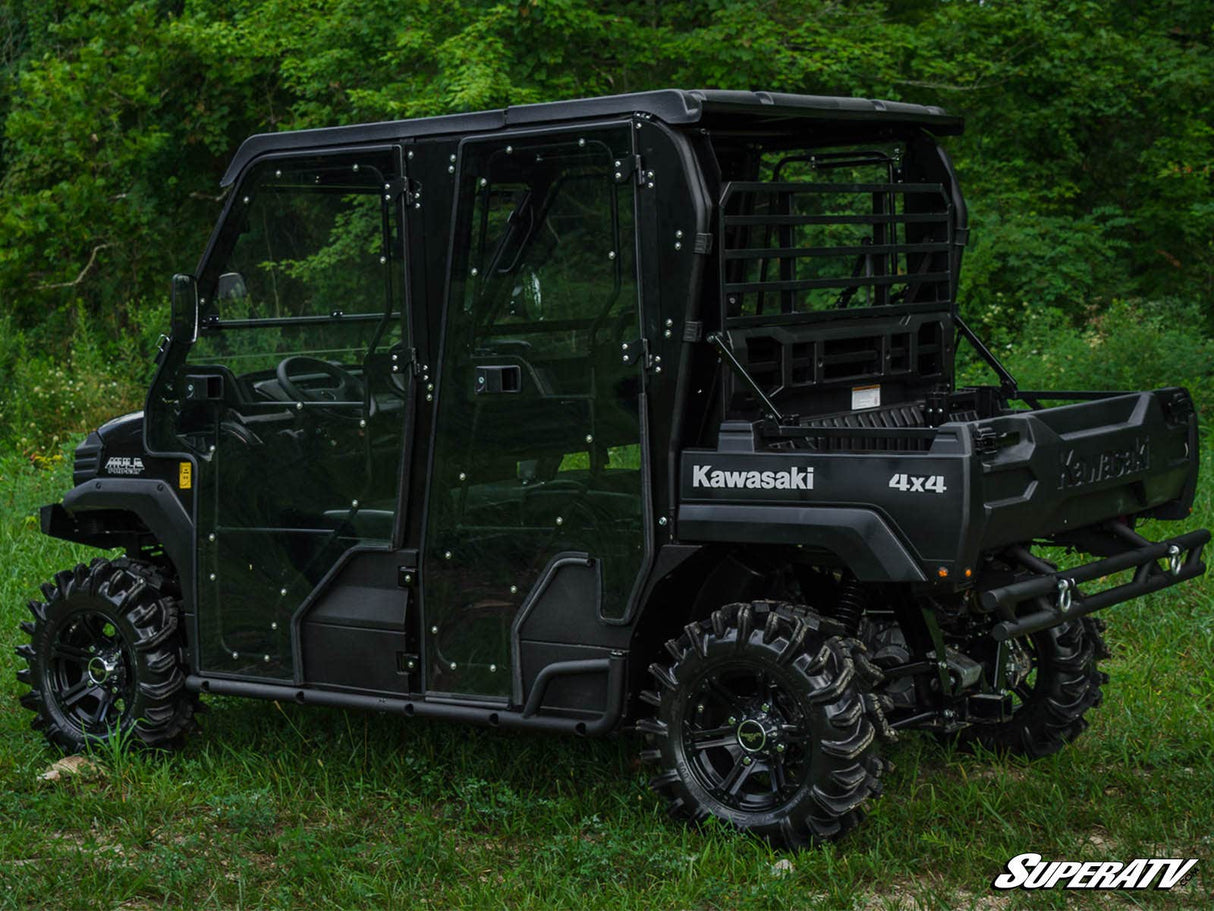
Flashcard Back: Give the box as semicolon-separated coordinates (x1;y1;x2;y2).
423;124;647;698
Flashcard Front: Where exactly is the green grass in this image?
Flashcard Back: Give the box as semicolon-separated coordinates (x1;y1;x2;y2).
1;447;1211;910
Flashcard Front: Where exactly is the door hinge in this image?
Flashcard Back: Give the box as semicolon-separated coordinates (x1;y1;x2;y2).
621;337;648;367
613;154;650;187
382;176;409;201
383;176;423;208
390;346;424;378
621;337;663;374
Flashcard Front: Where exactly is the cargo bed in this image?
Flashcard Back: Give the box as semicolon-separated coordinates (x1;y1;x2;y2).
679;387;1200;583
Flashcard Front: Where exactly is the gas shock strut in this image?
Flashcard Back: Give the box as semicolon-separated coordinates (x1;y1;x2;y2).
835;575;866;635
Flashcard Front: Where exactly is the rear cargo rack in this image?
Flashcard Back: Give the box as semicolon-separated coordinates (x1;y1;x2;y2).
720;179;955;320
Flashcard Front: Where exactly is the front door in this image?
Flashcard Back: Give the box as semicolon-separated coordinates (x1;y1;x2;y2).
173;149;411;680
423;124;647;698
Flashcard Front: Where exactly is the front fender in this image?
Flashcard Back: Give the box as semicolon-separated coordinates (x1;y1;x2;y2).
42;477;195;611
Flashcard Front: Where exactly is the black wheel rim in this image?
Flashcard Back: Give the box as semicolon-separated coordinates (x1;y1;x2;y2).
47;610;134;736
681;663;811;813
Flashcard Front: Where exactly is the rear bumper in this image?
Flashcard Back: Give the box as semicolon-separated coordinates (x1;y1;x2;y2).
980;525;1209;640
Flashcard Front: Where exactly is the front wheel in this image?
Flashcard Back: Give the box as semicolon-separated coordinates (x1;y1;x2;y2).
641;601;887;848
16;558;196;753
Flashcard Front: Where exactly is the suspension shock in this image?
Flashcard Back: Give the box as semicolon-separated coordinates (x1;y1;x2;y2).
834;575;866;635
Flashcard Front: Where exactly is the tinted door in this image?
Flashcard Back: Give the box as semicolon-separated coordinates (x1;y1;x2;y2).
175;150;410;680
424;125;646;697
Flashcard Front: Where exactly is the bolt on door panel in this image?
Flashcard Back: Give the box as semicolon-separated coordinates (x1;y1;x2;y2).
173;150;410;679
424;126;646;697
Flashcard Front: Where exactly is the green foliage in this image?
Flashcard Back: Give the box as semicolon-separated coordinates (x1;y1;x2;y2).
0;299;164;454
0;0;1210;451
960;207;1133;325
961;298;1214;418
2;0;1210;321
902;0;1214;314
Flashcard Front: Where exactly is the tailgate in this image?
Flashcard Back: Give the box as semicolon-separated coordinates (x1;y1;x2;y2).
969;388;1198;554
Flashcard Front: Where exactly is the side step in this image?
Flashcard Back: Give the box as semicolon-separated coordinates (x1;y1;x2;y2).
185;652;625;736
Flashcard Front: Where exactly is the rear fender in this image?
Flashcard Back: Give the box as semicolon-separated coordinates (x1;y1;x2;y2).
677;503;926;582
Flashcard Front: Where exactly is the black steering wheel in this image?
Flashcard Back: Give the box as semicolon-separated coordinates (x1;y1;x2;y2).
276;356;365;410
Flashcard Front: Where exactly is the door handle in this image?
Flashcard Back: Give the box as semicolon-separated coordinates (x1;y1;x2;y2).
475;364;521;394
183;373;225;401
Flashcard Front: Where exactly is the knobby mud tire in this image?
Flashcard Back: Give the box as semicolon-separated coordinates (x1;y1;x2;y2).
640;601;890;848
16;558;196;753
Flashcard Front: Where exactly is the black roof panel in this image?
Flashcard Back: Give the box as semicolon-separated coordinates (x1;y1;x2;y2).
221;89;962;186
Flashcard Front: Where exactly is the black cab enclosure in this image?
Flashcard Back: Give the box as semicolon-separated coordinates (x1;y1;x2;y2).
22;90;1207;847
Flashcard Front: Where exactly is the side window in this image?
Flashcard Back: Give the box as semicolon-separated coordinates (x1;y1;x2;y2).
469;170;625;328
222;173;389;318
456;140;637;408
193;155;402;393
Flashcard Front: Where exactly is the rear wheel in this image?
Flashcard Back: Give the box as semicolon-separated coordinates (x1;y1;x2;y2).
641;601;887;848
16;558;195;753
962;616;1109;758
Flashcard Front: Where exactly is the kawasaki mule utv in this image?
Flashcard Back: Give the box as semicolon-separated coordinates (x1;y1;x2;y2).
17;90;1208;847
